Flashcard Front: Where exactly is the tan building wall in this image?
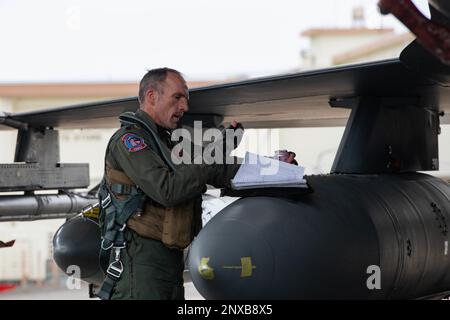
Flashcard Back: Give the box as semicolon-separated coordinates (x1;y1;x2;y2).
332;33;414;65
0;220;61;282
334;44;405;64
300;28;398;69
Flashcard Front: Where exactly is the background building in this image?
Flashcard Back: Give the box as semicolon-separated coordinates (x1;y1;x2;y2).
300;27;413;69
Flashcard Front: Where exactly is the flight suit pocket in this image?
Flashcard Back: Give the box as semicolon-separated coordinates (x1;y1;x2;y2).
161;200;194;249
127;203;165;241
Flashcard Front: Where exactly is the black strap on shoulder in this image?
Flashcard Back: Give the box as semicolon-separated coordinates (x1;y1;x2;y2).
119;111;176;172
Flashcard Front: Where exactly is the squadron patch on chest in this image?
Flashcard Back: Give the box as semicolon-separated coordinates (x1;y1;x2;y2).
121;133;147;152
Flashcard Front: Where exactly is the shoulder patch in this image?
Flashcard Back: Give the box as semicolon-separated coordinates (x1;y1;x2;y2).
121;133;147;152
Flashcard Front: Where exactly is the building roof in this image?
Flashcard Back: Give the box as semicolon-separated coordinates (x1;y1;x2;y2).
332;33;414;65
301;27;394;37
0;81;216;98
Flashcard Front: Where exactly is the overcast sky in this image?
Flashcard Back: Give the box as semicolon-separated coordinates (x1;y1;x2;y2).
0;0;428;83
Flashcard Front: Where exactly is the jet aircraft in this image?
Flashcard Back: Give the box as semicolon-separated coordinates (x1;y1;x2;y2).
0;0;449;299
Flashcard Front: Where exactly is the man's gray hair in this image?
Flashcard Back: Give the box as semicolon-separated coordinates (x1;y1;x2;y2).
138;67;184;105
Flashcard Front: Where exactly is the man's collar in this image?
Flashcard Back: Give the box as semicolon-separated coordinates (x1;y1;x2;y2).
135;109;158;133
135;109;172;135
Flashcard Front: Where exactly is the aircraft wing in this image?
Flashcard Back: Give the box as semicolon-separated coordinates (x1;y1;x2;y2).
1;56;449;130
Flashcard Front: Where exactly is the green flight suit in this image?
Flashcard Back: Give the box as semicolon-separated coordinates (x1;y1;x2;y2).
105;109;239;300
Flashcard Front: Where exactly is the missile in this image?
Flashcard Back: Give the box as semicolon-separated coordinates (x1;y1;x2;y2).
189;173;450;299
0;193;97;221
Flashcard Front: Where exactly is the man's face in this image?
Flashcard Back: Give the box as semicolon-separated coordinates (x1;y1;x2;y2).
148;72;189;129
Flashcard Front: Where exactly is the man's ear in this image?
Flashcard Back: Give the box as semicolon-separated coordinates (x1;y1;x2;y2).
146;89;157;106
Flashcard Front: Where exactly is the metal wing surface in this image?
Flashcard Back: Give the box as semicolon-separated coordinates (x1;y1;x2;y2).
1;57;449;130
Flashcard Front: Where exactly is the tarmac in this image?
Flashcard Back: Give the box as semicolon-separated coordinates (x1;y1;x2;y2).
0;281;203;300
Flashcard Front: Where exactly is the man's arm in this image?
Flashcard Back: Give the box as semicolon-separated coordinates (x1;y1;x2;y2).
200;120;243;187
110;132;223;207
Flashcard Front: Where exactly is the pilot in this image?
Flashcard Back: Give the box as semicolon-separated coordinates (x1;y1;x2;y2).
99;68;242;300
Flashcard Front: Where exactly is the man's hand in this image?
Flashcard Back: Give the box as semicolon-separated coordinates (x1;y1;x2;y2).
273;149;298;165
224;120;244;151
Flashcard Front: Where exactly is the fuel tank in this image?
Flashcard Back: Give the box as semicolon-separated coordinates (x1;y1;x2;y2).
188;173;450;299
53;215;104;286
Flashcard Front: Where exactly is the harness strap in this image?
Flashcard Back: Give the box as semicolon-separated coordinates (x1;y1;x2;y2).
110;183;136;195
97;275;116;300
98;179;146;299
98;246;125;300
